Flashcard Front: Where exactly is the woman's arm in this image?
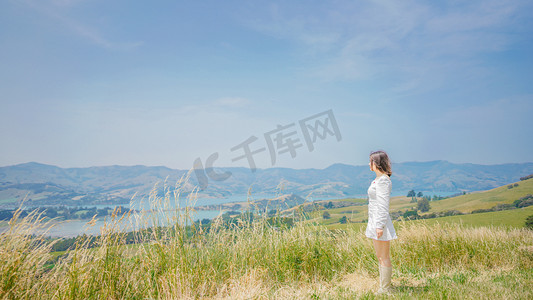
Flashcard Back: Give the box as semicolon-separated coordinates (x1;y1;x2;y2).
375;178;392;230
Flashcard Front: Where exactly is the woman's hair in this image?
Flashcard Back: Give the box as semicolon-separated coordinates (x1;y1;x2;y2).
369;150;392;176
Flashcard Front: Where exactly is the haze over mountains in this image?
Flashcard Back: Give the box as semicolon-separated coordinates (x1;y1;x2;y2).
0;160;531;209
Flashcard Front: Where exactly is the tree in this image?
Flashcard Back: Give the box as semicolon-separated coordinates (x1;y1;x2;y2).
81;211;94;219
339;216;347;224
520;174;533;181
323;211;331;219
325;201;334;209
417;198;431;212
0;210;13;220
526;215;533;230
403;210;419;220
45;208;58;218
417;191;423;197
97;208;108;217
407;190;416;197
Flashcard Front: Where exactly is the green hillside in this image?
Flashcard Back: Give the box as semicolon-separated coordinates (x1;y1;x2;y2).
425;178;533;213
297;178;533;230
326;205;533;231
412;205;533;228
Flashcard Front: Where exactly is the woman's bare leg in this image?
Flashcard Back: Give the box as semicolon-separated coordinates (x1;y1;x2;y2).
372;239;392;267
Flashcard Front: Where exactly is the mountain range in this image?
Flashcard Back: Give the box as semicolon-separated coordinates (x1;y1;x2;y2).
0;160;531;209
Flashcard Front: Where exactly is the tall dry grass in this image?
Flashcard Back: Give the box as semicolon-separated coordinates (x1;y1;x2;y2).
1;173;532;299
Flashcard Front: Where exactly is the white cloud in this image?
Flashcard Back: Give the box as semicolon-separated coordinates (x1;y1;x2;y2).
243;0;532;92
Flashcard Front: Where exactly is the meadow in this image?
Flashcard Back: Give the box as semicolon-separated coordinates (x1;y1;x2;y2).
1;177;532;300
310;177;533;231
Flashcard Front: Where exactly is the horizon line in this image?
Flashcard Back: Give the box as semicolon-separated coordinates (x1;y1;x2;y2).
2;159;532;170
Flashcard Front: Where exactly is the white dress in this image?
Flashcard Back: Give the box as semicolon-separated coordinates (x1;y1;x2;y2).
365;174;397;241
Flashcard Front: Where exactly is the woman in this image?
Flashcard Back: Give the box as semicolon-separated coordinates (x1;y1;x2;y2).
366;150;397;295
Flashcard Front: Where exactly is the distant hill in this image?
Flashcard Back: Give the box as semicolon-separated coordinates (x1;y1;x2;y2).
0;160;531;209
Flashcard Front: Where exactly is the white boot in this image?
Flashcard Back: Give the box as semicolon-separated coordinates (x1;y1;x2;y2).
377;264;393;295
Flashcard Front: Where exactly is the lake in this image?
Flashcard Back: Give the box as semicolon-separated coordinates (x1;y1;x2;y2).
2;191;461;238
5;193;282;238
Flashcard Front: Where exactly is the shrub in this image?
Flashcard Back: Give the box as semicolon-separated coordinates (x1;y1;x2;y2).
443;210;463;217
403;210;419;220
526;215;533;229
514;195;533;208
492;204;515;211
471;208;491;214
520;174;533;181
417;198;431;212
421;212;437;219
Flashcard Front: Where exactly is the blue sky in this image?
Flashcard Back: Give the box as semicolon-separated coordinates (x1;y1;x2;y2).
1;0;532;170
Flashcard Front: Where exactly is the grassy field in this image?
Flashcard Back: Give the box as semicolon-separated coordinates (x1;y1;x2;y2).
427;178;533;213
1;180;532;299
414;205;533;228
302;178;533;229
325;205;533;231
